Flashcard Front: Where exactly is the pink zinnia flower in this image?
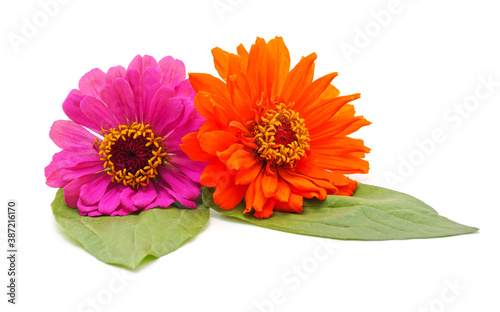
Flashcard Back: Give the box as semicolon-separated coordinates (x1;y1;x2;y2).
45;55;206;216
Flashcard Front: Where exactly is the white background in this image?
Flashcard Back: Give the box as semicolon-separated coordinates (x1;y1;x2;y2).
1;0;499;311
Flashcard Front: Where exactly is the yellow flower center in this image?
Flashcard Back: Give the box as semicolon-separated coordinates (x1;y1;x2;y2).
98;122;167;189
253;103;310;168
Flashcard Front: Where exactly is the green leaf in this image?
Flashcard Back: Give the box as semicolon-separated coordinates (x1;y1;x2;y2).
203;184;478;240
52;188;209;269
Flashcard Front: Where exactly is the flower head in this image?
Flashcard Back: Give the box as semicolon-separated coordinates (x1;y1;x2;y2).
45;55;206;216
181;37;370;219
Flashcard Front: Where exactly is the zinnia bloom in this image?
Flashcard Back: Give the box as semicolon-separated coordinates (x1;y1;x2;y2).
45;55;206;216
181;37;370;219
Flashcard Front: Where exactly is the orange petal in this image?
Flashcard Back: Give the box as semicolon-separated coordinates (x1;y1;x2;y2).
197;119;220;140
199;131;239;155
350;152;367;158
228;53;251;95
279;53;317;105
295;72;338;112
253;199;276;219
248;170;266;212
318;84;340;101
275;193;303;213
310;136;371;155
280;167;331;189
212;99;243;127
308;152;369;174
267;36;290;98
212;47;231;81
226;149;257;171
246;37;269;104
337;116;372;137
335;102;356;117
194;87;243;128
286;168;335;195
236;43;249;73
194;92;215;120
305;60;315;88
235;160;262;185
213;173;247;210
335;178;358;196
227;74;254;122
189;73;230;99
311;116;370;141
303;94;360;129
244;177;256;213
217;143;244;163
196;91;241;127
296;158;350;187
180;132;217;162
331;102;372;135
261;171;279;198
277;167;327;200
200;160;229;187
274;175;291;202
264;45;276;102
229;121;258;149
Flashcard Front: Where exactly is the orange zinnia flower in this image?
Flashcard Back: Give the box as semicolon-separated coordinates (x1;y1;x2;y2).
181;37;370;218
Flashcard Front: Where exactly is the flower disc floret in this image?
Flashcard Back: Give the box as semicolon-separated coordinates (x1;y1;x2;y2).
99;122;167;189
253;103;310;168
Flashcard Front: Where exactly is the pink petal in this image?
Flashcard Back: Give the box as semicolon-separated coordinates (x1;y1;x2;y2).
79;174;112;206
98;84;131;125
140;66;162;121
80;95;119;130
125;67;142;120
49;120;98;151
98;184;124;215
79;68;106;98
132;182;157;209
77;196;99;214
50;149;100;169
152;97;184;137
174;79;196;98
164;117;205;145
110;209;129;216
63;173;103;207
163;184;197;209
45;150;100;187
62;89;102;132
158;56;186;88
144;184;175;210
105;66;126;84
59;162;104;182
169;155;206;183
112;78;137;123
173;99;197;127
158;99;200;140
144;86;175;126
119;187;140;215
127;55;158;74
45;161;67;188
158;166;201;203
